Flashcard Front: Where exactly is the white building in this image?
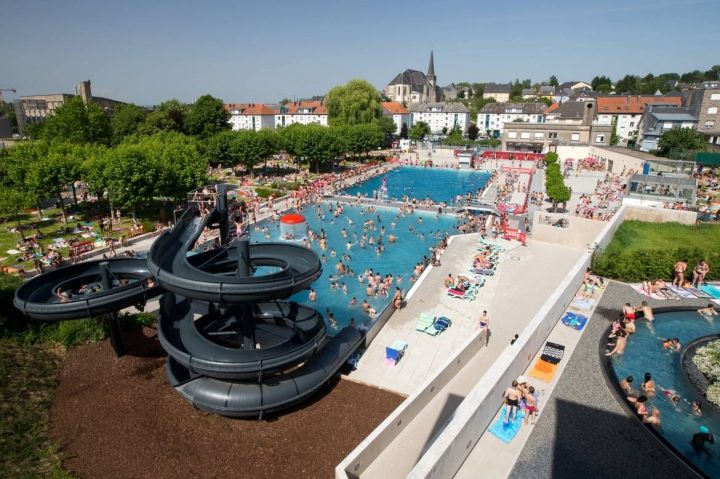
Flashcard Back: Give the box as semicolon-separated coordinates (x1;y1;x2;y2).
595;95;683;145
275;101;328;128
382;101;411;135
409;102;471;134
225;103;276;131
476;102;546;137
482;83;512;103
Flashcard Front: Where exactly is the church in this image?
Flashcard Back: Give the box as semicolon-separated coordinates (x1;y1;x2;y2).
385;51;441;104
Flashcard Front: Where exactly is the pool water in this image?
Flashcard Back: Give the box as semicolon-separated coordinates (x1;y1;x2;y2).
254;202;459;332
343;166;492;204
609;310;720;477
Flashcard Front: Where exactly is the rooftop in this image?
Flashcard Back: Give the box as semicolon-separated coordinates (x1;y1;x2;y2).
388;69;428;88
484;83;512;94
408;102;469;113
382;101;409;115
597;95;682;114
479;102;547;115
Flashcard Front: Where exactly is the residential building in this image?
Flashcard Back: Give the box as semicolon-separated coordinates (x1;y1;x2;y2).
637;104;698;152
521;88;536;99
224;103;277;131
409;102;471;134
385;51;440;104
538;85;556;97
687;81;720;146
558;81;592;92
476;102;546;138
275;100;328;128
595;95;683;145
12;80;124;135
382;101;411;135
482;83;512;102
502;100;611;152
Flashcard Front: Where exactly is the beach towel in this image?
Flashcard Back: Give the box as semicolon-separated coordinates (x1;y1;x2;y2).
629;283;666;300
667;284;696;299
700;285;720;300
489;407;525;444
571;298;595;310
686;287;712;299
540;342;565;364
529;359;559;383
6;249;20;255
561;311;588;331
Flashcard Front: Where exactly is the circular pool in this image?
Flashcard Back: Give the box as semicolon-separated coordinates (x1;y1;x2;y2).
605;309;720;478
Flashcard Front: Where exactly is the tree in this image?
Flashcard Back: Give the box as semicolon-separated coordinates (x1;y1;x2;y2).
104;144;159;221
326;79;383;126
185;95;231;138
375;116;396;138
231;130;267;176
111;103;147;144
408;121;430;141
41;96;111;145
591;75;612;90
548;75;559;87
0;187;34;239
293;125;345;173
610;117;620;145
467;123;480;141
206;130;237;166
139;99;188;135
657;128;708;158
544;161;570;212
399;122;409;140
342;124;384;157
256;129;280;171
442;127;448;135
615;75;641;94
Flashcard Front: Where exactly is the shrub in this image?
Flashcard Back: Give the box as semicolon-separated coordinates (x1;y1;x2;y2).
42;318;107;348
694;339;720;406
592;246;715;282
254;187;281;199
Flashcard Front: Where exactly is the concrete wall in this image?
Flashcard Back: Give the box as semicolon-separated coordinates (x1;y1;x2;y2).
336;332;487;479
589;146;645;174
531;212;607;249
555;145;589;160
625;204;698;225
405;206;627;479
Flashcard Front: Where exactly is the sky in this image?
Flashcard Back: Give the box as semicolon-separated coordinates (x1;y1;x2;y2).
1;0;719;106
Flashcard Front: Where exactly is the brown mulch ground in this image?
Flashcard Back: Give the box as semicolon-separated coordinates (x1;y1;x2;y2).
50;328;403;479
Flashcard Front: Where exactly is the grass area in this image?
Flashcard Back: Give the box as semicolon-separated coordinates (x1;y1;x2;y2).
0;340;72;478
593;220;720;282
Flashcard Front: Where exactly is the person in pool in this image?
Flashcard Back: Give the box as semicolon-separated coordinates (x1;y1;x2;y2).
349;296;358;306
692;426;714;454
392;287;403;309
642;372;656;397
662;338;681;352
308;288;317;302
620;376;637;397
698;304;718;318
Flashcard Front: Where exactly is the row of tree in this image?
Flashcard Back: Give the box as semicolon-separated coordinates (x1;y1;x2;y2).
544;152;570;212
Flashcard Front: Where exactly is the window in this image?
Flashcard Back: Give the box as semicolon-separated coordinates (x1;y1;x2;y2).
508;132;517;139
663;122;673;129
708;107;718;115
534;132;544;139
705;121;715;129
548;132;558;139
629;122;635;127
520;132;530;139
711;93;720;100
595;134;605;143
571;133;580;142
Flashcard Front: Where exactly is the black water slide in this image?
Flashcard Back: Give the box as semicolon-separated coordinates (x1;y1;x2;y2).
13;257;161;321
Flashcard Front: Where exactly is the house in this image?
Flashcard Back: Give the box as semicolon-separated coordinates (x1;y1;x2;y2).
225;103;277;131
382;102;411;135
594;95;683;145
275;101;328;128
538;85;556;97
385;51;440;104
482;83;512;102
637;105;698;152
687;81;720;146
558;81;592;92
409;102;471;134
521;88;536;100
502;100;611;152
476;102;546;138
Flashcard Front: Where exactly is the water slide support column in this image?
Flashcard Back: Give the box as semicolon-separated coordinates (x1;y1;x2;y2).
236;239;256;350
99;261;125;357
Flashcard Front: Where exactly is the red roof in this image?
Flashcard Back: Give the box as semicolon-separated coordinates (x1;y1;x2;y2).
279;101;327;115
596;95;682;114
224;103;277;115
382;101;409;114
545;103;560;113
280;213;306;224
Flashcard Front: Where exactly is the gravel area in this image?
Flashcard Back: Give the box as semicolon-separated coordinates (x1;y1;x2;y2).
510;280;707;479
49;327;403;479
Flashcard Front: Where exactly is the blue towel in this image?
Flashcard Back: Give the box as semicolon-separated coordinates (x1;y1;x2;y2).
571;298;594;310
489;406;525;444
561;312;588;331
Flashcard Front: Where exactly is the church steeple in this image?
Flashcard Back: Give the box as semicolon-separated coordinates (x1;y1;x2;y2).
426;50;437;103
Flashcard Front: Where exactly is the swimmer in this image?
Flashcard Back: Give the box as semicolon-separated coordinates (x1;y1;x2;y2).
698;304;718;318
640;301;654;321
362;299;370;313
346;241;357;250
321;254;327;262
662;338;681;352
642;372;656;396
620;376;636;397
694;400;703;416
349;296;358;306
330;248;336;258
328;312;338;329
342;282;348;294
692;426;714;453
308;288;317;301
660;387;680;407
357;273;365;283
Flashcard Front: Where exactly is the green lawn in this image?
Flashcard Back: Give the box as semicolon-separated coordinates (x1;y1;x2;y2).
593;220;720;282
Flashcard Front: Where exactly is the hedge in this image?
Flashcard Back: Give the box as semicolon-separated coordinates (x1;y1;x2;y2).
592;246;719;283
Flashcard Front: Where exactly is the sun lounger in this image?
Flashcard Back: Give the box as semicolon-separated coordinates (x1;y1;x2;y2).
385;340;408;365
416;312;435;332
425;316;452;336
540;341;565;364
528;359;558;383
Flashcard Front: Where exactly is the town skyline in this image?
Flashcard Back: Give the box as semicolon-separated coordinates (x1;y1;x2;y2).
2;0;719;105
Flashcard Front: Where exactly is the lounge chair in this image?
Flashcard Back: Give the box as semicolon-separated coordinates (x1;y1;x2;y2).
385;340;408;365
416;312;435;332
426;316;452;336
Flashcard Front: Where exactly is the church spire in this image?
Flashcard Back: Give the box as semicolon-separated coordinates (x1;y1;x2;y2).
427;50;435;77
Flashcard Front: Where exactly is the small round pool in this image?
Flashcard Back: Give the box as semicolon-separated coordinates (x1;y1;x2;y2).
607;309;720;477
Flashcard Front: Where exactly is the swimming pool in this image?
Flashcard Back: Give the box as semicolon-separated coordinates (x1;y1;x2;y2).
608;310;720;477
343;167;492;204
254;202;460;332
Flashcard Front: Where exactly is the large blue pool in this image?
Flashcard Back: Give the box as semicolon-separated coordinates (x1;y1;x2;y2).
343;166;492;204
254;202;460;332
609;310;720;477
